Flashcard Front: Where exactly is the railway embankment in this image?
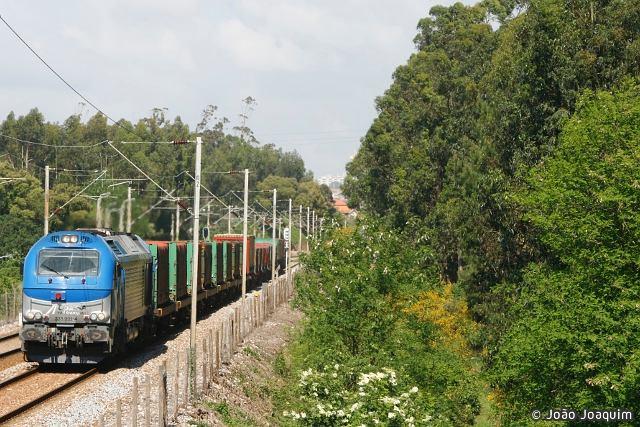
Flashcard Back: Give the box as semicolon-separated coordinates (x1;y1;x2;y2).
6;269;297;426
185;303;302;426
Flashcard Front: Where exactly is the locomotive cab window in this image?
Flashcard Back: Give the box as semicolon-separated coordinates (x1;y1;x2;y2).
38;249;100;277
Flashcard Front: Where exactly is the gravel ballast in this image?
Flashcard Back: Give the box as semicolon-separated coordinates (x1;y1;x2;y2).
8;271;297;426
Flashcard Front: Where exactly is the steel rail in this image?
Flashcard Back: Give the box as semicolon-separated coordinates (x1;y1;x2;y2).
0;366;38;388
0;367;98;424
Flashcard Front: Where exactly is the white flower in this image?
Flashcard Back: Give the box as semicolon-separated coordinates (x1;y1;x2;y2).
381;397;400;406
350;403;360;412
388;412;396;419
410;386;419;394
332;372;337;378
301;412;307;418
334;364;339;370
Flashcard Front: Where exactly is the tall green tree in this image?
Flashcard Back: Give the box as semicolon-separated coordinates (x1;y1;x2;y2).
491;81;640;422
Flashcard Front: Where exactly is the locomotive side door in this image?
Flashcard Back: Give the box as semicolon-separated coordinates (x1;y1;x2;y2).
113;264;125;324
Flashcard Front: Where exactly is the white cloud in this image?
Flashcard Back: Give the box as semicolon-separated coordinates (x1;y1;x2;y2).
215;19;310;71
0;0;464;175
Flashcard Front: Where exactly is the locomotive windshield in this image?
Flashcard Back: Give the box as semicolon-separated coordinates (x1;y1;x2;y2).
38;249;100;277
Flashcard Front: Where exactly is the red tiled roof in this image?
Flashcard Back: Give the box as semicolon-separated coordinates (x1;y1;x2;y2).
333;198;352;214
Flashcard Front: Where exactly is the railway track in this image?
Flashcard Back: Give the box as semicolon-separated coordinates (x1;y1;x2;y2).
0;265;298;424
0;331;22;372
0;331;20;354
0;329;101;425
0;366;97;424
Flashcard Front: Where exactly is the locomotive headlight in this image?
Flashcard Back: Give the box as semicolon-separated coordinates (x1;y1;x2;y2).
24;311;35;321
89;312;98;322
33;311;43;321
97;312;106;321
61;234;79;243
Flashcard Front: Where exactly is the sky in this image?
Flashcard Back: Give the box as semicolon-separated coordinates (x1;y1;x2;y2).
0;0;461;177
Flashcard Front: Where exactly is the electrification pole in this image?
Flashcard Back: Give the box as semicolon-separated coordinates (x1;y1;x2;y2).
271;189;277;282
298;205;302;252
253;213;257;236
176;201;181;240
242;169;249;299
126;186;132;233
96;194;103;228
287;198;292;281
44;165;49;235
312;210;316;238
228;204;232;233
207;203;211;230
189;136;202;396
170;213;175;241
306;207;310;251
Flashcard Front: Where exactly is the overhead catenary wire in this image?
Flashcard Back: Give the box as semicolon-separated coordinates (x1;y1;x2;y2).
107;141;178;205
0;12;316;230
49;169;107;218
0;14;146;142
0;133;105;148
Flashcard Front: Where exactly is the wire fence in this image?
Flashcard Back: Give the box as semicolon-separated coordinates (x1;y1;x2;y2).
0;287;21;325
93;268;299;426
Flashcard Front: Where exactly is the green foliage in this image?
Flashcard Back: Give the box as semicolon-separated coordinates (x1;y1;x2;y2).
345;0;640;318
0;105;332;255
284;366;435;426
0;258;21;291
344;0;640;423
277;220;481;425
490;82;640;422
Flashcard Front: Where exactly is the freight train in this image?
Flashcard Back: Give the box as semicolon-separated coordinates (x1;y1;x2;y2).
19;228;286;364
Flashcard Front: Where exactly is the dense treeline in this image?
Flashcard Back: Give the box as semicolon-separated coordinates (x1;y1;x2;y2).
333;0;640;423
0;105;335;289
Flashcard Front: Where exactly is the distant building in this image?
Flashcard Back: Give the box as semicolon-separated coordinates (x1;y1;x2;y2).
317;174;345;188
318;174;345;199
333;198;356;218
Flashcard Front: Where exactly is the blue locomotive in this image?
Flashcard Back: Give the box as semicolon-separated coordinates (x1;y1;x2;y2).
21;229;152;364
20;228;286;364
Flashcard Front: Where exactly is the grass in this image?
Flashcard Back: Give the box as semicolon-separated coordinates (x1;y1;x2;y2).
204;400;257;427
273;351;289;377
242;346;261;360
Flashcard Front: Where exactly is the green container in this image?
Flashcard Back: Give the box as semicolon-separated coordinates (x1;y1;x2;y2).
210;242;216;282
233;243;242;279
148;243;170;307
186;242;193;293
224;242;232;281
216;242;224;284
209;242;218;284
169;241;188;301
150;244;159;307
